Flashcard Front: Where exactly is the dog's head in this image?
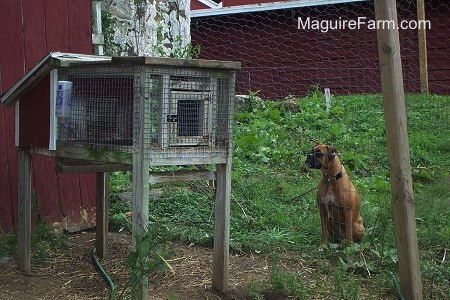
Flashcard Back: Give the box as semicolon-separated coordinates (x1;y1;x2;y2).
305;144;338;169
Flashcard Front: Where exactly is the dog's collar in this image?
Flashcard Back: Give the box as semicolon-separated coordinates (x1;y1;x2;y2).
322;168;344;182
332;171;343;181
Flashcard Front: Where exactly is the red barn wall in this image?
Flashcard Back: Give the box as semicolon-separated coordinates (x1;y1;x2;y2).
191;0;449;98
191;0;211;10
0;0;96;233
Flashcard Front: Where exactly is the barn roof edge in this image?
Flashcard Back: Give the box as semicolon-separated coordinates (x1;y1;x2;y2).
1;52;111;106
191;0;368;18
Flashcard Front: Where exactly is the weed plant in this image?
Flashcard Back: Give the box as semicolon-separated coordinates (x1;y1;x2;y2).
108;91;449;298
0;222;68;264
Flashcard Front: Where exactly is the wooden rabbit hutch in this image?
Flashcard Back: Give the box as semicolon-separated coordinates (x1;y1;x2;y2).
1;52;240;295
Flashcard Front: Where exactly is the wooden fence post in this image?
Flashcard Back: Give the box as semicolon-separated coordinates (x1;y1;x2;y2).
417;0;429;94
374;1;423;299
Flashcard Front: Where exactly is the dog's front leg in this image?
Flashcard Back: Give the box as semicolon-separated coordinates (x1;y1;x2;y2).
344;209;354;242
318;202;328;247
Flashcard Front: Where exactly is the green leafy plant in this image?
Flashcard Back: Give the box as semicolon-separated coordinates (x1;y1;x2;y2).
31;223;69;263
101;10;123;56
268;267;307;299
0;222;68;264
333;266;361;300
118;226;170;299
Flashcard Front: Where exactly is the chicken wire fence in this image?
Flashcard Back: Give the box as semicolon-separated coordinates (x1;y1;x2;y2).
57;64;235;164
191;0;449;100
189;0;449;246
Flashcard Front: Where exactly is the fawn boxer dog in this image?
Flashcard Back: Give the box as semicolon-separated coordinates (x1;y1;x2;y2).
306;144;365;247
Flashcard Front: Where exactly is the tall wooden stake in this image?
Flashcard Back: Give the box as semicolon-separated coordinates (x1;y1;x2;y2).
374;1;423;299
417;0;429;94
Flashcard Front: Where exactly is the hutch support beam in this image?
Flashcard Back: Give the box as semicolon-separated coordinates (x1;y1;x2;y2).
212;162;231;292
131;67;151;299
149;170;216;184
17;147;32;272
95;172;109;260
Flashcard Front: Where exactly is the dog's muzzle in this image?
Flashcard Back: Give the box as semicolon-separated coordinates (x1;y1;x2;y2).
305;152;322;169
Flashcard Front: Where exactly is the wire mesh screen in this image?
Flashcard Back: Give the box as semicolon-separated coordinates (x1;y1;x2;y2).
191;0;449;99
135;66;234;163
57;64;234;165
58;66;134;151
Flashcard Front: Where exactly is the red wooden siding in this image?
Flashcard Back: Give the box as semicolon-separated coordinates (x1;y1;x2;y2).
191;0;449;98
0;0;96;233
191;0;211;10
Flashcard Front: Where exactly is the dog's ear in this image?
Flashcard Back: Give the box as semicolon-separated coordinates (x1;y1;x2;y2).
328;146;337;161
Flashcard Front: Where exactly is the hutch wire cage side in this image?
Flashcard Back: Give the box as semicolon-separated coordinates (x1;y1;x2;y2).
57;57;238;166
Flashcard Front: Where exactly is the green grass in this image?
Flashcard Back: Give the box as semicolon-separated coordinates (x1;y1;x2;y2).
0;222;68;263
108;92;449;298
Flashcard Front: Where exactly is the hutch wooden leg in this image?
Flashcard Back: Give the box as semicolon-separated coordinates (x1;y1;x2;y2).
18;147;32;272
132;154;150;299
95;172;109;259
212;162;231;293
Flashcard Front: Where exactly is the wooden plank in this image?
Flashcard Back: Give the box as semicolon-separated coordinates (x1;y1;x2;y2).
112;56;241;70
19;76;51;148
95;172;109;259
67;0;92;54
0;104;13;231
57;144;133;165
374;1;423;299
417;0;429;94
150;156;227;166
212;162;231;293
56;157;131;173
45;0;70;52
57;172;83;232
23;0;46;68
0;0;25;232
29;148;56;156
32;155;64;222
149;170;216;184
79;173;97;227
17;148;32;272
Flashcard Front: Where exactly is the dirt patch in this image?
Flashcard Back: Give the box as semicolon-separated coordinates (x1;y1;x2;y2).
0;232;281;299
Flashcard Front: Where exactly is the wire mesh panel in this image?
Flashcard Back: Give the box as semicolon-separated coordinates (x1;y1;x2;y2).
135;66;234;164
58;66;134;152
191;0;449;99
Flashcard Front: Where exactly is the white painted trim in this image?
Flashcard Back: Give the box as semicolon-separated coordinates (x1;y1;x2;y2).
49;69;58;151
197;0;222;8
192;0;365;17
15;101;20;147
